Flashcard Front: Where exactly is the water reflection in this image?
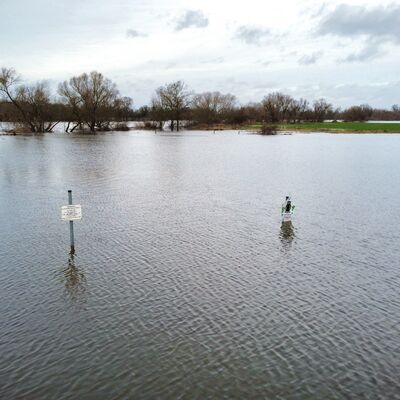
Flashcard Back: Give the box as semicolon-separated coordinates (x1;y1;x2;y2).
63;254;87;302
280;221;295;249
3;133;400;399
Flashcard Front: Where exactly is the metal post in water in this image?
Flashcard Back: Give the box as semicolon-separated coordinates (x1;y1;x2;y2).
68;190;75;254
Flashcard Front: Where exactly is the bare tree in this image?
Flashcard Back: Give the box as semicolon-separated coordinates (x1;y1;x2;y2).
287;98;310;123
369;106;400;121
0;100;15;121
224;102;263;125
192;91;236;126
0;67;59;132
0;68;28;127
17;82;60;132
153;81;191;131
312;98;333;122
58;71;120;132
114;96;133;121
343;104;373;122
132;105;150;121
262;92;294;123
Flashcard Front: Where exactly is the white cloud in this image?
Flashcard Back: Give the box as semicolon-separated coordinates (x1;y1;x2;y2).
126;29;147;38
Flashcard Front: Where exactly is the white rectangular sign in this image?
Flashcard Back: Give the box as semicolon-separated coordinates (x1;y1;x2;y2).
61;205;82;221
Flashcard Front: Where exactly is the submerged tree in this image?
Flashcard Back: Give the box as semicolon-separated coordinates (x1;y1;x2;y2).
150;96;168;130
153;81;192;131
58;71;125;132
0;67;59;132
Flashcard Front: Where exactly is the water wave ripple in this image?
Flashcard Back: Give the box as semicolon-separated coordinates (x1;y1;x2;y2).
1;132;400;399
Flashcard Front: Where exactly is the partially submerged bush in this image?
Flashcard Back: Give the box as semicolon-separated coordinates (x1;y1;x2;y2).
259;124;278;135
4;123;33;134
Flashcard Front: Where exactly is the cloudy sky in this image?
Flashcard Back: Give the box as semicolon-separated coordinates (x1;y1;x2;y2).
1;0;399;108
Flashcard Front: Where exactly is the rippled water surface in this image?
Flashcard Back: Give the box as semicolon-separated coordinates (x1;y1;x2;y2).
1;131;400;399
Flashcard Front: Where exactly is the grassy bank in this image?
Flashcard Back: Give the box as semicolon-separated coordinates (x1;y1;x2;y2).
245;122;400;133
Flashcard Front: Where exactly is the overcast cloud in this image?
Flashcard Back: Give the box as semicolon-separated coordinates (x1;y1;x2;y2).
298;51;323;65
174;10;209;31
340;40;383;63
0;0;399;107
126;29;147;38
317;3;400;43
235;26;273;45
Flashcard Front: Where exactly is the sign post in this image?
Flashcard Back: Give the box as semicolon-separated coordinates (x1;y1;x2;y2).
68;190;75;254
61;190;82;254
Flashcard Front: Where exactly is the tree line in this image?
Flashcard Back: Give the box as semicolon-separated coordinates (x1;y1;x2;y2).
1;67;399;133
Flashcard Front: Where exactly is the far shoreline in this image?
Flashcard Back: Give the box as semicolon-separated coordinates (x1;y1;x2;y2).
2;121;400;136
2;130;400;136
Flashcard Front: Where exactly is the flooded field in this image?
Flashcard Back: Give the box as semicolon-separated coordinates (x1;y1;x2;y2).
1;131;400;399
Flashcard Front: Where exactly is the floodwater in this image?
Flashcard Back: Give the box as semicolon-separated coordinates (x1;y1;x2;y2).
1;131;400;399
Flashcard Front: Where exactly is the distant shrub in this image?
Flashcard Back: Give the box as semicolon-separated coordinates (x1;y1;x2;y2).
136;121;158;130
97;125;111;132
113;123;130;131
